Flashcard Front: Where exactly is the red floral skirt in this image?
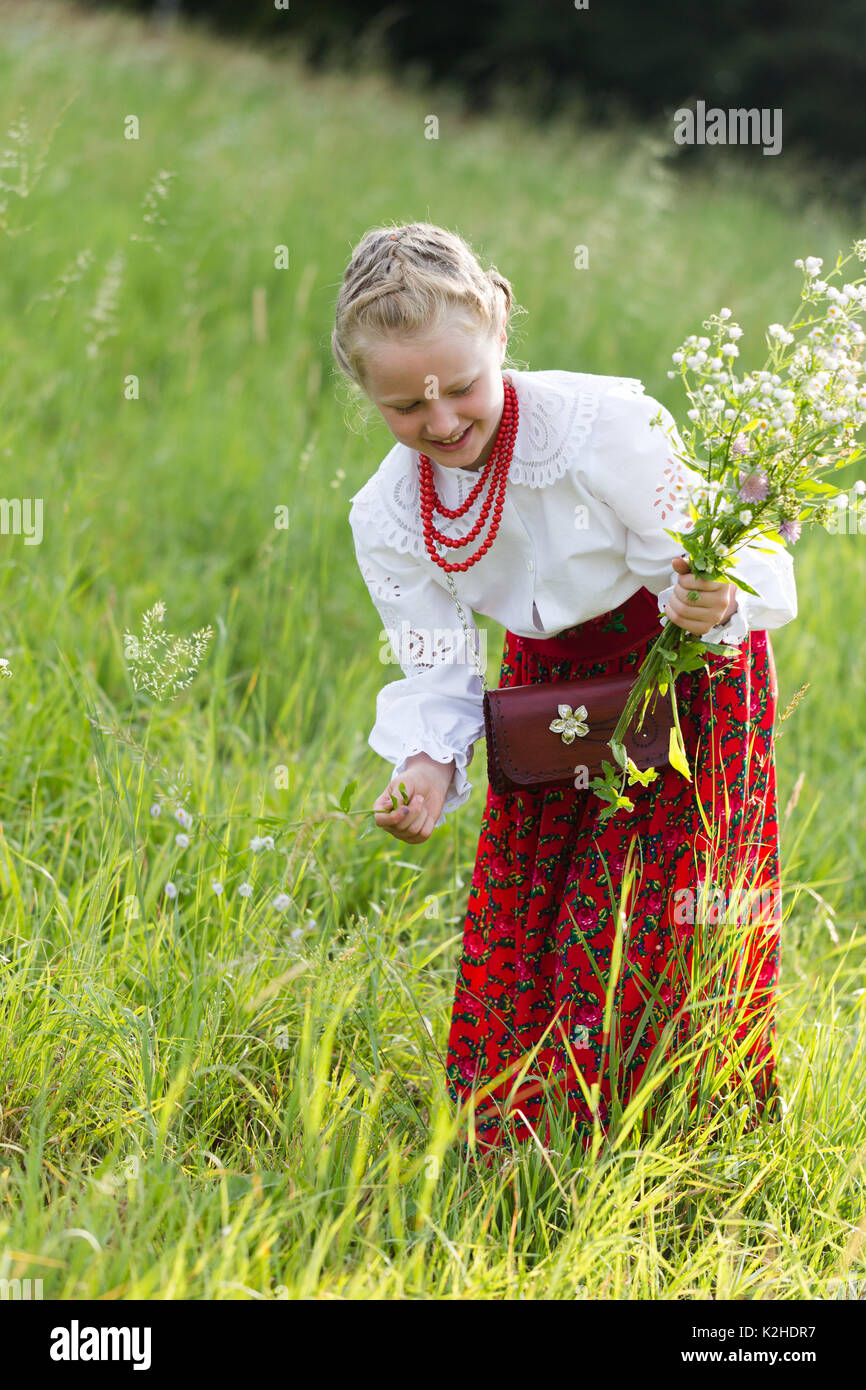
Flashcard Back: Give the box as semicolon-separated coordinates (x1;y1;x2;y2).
445;585;783;1156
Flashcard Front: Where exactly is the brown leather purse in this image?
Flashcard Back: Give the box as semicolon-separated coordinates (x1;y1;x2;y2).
482;676;673;794
443;572;674;794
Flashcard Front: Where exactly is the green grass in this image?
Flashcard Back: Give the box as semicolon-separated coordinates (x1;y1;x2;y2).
0;0;864;1299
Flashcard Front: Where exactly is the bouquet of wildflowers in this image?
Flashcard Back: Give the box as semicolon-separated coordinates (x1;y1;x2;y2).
591;239;866;820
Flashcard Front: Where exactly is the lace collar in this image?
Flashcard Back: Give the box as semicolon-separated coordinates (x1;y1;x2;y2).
351;368;645;559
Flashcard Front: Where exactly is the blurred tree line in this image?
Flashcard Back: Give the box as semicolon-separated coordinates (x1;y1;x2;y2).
101;0;865;176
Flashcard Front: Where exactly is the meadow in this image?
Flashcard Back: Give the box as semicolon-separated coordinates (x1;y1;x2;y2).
0;0;864;1299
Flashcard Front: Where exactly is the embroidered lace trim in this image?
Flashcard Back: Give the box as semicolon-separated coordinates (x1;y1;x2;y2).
353;373;646;559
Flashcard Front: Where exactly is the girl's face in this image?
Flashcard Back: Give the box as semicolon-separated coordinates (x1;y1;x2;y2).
361;319;507;472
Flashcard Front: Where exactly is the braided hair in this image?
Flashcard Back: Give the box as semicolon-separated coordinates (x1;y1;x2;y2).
331;221;517;391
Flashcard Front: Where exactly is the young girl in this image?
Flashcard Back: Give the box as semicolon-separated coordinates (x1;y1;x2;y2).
333;222;797;1157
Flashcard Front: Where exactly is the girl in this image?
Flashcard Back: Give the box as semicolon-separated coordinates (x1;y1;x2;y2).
333;222;797;1157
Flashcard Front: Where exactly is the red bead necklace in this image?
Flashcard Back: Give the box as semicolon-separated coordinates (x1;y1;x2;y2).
418;379;518;573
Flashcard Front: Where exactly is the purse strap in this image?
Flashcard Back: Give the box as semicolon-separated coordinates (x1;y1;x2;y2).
443;570;490;695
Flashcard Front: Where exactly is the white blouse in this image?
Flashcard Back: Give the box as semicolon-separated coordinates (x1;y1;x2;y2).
348;368;798;827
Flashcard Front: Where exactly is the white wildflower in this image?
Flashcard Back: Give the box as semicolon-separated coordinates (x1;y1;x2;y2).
767;324;794;345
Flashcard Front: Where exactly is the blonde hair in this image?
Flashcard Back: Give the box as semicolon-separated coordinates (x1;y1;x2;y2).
331;222;519;393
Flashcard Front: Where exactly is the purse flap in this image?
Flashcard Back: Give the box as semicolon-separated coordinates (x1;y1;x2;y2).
485;675;673;786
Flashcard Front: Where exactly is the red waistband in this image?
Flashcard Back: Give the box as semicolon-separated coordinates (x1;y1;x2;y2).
514;586;664;662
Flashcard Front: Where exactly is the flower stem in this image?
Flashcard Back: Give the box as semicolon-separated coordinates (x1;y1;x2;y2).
611;620;684;746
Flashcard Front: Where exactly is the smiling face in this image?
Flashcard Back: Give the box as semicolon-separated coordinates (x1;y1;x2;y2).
360;317;508;472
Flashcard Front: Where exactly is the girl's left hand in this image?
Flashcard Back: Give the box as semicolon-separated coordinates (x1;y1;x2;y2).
664;555;737;636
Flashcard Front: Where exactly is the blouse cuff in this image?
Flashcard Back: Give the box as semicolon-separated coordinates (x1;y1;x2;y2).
389;743;475;829
657;584;750;647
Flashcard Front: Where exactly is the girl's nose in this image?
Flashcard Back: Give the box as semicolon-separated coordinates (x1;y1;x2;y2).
423;405;462;440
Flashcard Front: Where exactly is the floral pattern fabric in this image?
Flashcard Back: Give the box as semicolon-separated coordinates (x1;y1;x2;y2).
444;585;783;1155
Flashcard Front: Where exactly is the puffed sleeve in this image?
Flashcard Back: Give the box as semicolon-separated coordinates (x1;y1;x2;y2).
347;495;487;828
588;387;798;646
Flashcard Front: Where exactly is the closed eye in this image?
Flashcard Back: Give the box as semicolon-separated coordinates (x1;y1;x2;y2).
392;380;476;414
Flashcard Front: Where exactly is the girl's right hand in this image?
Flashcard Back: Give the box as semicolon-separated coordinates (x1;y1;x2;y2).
372;755;455;844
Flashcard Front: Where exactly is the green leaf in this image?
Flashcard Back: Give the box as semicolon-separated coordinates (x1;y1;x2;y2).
625;758;658;787
589;778;618;807
339;779;358;814
726;571;761;597
800;479;838;495
591;759;624;797
593;789;634;819
670;655;700;679
668;725;693;782
398;781;409;801
671;644;710;678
